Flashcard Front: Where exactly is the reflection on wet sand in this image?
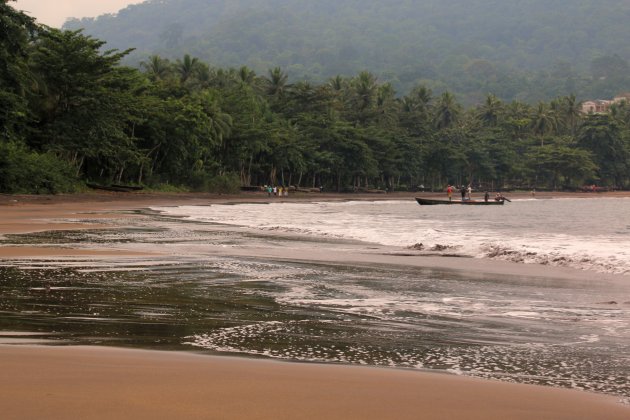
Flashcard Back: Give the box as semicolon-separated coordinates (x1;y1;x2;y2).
1;209;630;400
1;261;629;397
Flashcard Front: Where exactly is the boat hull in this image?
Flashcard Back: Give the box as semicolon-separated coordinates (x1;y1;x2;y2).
416;198;504;205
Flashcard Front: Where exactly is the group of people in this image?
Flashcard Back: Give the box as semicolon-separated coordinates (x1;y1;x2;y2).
265;185;289;197
446;185;473;201
446;184;508;202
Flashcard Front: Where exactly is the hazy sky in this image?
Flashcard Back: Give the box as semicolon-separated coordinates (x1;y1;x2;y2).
13;0;146;27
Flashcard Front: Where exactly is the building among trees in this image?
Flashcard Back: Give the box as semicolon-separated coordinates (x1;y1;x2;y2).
581;92;630;114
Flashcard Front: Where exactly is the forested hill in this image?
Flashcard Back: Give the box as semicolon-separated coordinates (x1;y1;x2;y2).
61;0;630;103
4;0;630;196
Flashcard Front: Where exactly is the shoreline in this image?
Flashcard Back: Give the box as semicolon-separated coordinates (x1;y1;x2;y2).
1;192;629;418
2;189;629;207
1;189;629;237
2;190;626;281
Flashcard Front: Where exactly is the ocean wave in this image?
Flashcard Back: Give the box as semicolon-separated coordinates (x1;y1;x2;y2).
399;241;630;275
153;200;630;276
479;244;630;275
259;225;347;240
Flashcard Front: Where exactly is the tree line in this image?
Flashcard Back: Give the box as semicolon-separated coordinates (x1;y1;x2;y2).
2;1;630;194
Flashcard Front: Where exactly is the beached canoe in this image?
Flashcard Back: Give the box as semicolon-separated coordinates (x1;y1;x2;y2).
86;183;143;192
416;197;505;205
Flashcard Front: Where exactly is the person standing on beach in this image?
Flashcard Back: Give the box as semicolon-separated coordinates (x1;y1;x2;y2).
467;185;472;200
460;186;467;201
484;191;490;202
447;185;453;201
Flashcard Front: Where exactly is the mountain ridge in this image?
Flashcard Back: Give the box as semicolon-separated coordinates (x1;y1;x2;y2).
64;0;630;104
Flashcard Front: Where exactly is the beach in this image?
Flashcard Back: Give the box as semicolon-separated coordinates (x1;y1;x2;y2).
2;345;629;420
1;191;629;419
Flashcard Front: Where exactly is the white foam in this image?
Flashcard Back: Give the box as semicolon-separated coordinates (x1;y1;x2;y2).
152;199;630;275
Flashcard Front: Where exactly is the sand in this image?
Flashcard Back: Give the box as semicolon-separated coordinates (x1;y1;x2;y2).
1;345;628;420
1;191;629;419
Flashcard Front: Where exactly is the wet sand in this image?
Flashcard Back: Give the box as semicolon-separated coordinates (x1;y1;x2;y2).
1;345;628;420
1;191;629;419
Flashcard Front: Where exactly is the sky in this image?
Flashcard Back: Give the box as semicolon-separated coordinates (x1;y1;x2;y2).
13;0;146;27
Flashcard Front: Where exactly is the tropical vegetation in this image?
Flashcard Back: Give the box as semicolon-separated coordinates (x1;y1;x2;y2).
2;0;630;194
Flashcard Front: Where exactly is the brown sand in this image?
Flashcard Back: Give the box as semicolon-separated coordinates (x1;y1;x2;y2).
1;191;629;419
1;345;628;420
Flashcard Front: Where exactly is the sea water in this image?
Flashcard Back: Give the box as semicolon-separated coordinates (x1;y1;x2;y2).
155;198;630;274
1;198;630;398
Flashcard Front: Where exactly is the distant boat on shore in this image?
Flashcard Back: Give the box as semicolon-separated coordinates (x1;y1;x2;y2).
416;197;505;205
86;183;143;192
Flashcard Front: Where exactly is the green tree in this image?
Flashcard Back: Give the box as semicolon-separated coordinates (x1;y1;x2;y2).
28;29;143;180
433;91;461;130
265;67;290;99
0;0;38;141
477;94;503;127
346;71;379;126
527;143;597;189
237;66;259;87
141;55;172;82
530;102;558;146
398;85;433;138
578;114;629;187
176;54;202;84
558;94;581;136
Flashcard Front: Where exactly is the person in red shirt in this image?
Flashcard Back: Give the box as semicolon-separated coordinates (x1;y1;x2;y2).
446;185;453;201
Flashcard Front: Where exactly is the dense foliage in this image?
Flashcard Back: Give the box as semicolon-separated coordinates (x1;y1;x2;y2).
2;0;630;194
63;0;630;104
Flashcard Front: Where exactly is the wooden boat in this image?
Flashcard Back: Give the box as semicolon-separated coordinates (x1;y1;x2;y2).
111;184;144;191
416;197;505;205
86;183;142;192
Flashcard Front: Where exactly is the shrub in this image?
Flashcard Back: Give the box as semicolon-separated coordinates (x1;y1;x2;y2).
0;143;78;194
206;173;241;194
145;183;190;193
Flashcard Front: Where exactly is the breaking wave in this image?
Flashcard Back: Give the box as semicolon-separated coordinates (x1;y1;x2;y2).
479;244;630;275
153;198;630;276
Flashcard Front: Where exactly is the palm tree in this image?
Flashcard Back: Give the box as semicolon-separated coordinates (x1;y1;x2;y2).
478;94;503;127
505;100;531;120
193;62;213;89
531;102;558;146
398;85;432;133
560;94;581;135
352;71;378;112
434;91;461;130
610;100;630;128
376;83;398;127
289;81;315;105
265;67;290;98
176;54;200;84
409;85;433;108
500;100;532;141
326;75;349;114
237;66;257;86
140;55;171;82
328;75;346;92
198;92;233;144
